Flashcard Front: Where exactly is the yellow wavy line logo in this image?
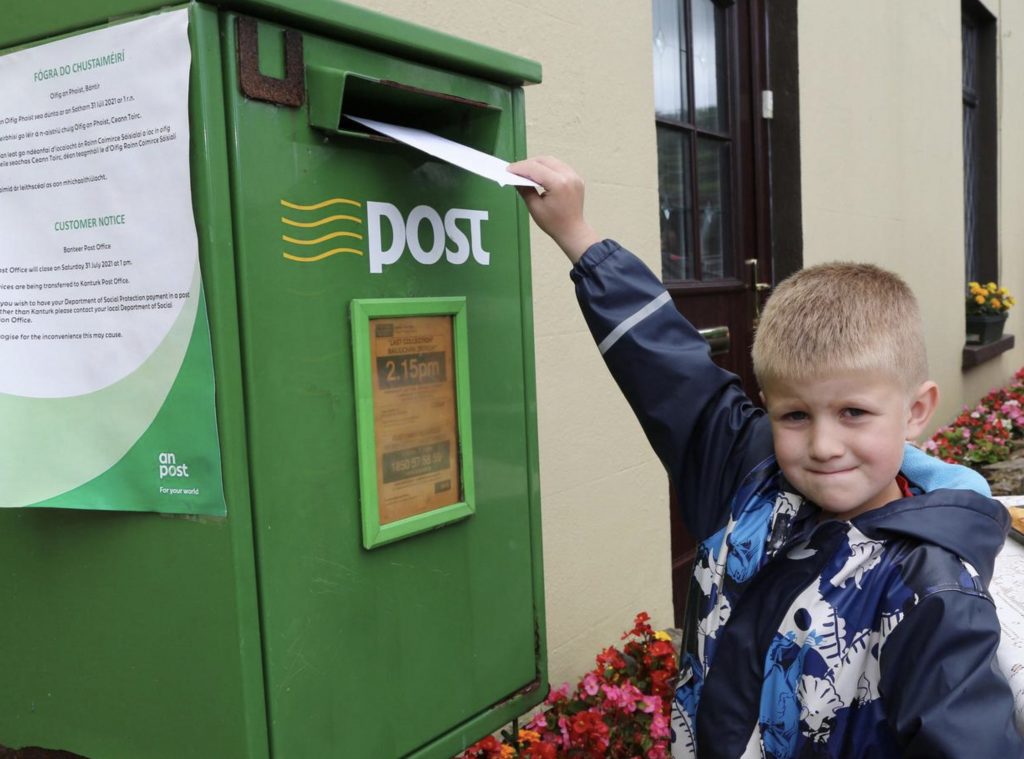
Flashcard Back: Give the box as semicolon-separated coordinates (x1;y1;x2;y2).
281;197;365;262
281;198;362;211
282;231;363;245
282;214;362;228
284;248;363;262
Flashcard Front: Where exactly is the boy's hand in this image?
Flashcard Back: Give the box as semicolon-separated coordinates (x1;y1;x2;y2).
507;156;601;264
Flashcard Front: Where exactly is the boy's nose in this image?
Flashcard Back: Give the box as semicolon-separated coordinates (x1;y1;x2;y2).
808;423;844;461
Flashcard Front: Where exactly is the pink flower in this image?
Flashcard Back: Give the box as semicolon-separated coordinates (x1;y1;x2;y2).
601;683;623;707
525;712;547;731
620;683;643;713
583;672;600;696
557;715;571;750
640;695;661;714
647;746;668;759
651;711;671;739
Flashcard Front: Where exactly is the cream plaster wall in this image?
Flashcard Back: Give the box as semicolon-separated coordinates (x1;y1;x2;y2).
798;0;1024;429
349;2;673;687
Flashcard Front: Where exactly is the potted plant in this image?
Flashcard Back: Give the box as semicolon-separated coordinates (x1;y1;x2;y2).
967;281;1015;345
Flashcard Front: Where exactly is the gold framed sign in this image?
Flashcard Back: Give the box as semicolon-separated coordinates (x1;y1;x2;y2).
351;298;474;548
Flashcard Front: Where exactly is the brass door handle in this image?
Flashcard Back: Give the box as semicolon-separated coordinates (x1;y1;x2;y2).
746;258;771;319
698;326;730;356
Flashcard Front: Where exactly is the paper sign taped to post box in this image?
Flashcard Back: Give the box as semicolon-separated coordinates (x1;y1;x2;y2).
0;9;226;515
348;116;541;189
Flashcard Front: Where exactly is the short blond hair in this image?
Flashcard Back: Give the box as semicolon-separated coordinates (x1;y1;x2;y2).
752;262;928;391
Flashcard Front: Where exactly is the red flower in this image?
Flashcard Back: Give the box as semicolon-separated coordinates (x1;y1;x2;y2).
625;611;653;639
596;646;626;670
650;668;673;695
477;736;499;751
456;611;673;759
649;640;674;659
521;741;557;759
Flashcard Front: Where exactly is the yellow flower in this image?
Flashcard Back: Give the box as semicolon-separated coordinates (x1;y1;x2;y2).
498;746;515;759
654;630;672;641
518;729;541;745
988;282;999;292
992;299;1002;310
999;287;1009;296
969;281;980;289
976;294;987;305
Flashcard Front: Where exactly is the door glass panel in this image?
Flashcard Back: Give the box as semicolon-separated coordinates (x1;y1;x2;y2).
657;126;693;280
652;0;688;121
692;0;728;132
696;137;732;280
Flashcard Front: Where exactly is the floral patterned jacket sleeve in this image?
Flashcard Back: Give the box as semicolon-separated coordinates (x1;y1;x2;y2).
570;240;773;542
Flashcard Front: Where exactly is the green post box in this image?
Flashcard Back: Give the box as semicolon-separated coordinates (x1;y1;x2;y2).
0;3;545;757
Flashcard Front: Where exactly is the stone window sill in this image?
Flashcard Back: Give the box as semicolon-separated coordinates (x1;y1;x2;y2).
962;334;1015;370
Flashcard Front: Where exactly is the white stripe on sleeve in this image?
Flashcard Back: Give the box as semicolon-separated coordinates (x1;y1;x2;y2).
597;291;672;355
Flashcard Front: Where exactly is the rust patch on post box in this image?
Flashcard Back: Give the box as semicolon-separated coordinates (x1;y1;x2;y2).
236;16;304;107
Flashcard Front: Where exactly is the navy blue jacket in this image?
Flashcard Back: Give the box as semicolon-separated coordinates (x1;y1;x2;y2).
571;240;1023;758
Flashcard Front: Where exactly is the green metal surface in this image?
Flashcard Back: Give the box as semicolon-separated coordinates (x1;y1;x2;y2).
0;6;269;758
3;0;542;86
1;2;544;755
224;11;545;756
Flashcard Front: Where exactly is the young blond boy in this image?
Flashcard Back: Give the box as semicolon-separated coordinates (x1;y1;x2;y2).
510;156;1023;758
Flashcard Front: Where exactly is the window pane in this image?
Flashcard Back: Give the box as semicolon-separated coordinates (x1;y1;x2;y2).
653;0;688;121
962;20;977;93
692;0;728;132
696;138;732;280
963;101;978;283
656;126;693;280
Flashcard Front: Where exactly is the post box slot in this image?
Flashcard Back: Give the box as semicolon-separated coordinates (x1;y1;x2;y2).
307;68;500;152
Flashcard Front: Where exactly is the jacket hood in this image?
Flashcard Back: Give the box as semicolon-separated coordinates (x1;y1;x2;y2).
854;488;1010;585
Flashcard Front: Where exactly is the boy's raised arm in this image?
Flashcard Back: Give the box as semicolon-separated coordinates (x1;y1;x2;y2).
510;157;772;542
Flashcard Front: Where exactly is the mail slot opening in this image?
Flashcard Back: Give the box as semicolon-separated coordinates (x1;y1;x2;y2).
308;67;500;152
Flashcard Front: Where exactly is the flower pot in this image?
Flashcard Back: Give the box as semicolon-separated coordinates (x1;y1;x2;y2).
966;312;1008;345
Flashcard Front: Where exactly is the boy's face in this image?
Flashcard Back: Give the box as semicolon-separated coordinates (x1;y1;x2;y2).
762;371;937;520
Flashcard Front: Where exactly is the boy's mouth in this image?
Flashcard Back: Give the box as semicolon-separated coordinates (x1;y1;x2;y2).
807;466;855;476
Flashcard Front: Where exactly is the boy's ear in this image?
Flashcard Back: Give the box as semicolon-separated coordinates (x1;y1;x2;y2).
906;381;940;438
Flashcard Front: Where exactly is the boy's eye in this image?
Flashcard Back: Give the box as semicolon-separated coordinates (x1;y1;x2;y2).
781;411;808;422
842;408;868;418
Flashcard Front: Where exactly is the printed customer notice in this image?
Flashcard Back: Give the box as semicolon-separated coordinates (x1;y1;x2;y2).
0;10;225;515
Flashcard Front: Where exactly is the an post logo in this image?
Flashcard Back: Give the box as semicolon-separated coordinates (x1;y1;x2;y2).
158;451;189;479
158;452;200;497
279;197;491;274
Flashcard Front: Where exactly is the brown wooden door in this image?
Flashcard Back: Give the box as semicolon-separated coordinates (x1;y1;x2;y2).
652;0;772;626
